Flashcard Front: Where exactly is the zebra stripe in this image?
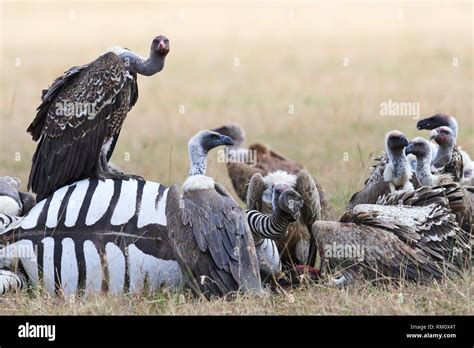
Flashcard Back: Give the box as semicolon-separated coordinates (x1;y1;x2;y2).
0;237;183;296
111;179;138;226
64;179;90;227
0;269;26;294
137;181;167;228
46;186;69;228
0;213;21;233
60;238;79;296
83;240;102;297
42;237;56;295
85;180;115;226
105;242;126;295
256;238;282;275
19;179;168;232
246;209;291;243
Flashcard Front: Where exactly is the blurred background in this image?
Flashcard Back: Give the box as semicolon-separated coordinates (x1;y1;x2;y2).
1;0;472;216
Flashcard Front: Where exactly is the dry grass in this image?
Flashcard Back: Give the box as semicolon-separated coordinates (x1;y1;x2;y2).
0;1;473;314
1;274;472;315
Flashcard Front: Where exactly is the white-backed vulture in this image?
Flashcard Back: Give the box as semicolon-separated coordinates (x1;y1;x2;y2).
429;126;464;182
211;124;333;220
313;184;471;286
348;130;413;208
165;130;263;299
406;137;473;265
417;113;472;183
244;169;321;269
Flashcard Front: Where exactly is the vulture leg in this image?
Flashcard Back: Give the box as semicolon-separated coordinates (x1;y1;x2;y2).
95;156;144;181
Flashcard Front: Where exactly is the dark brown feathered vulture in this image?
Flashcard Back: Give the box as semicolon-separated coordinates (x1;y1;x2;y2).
211;124;333;220
165;130;262;299
27;36;170;201
348;130;413;208
313;184;471;286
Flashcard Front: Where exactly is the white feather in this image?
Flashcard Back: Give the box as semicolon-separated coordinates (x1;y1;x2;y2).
262;170;297;188
182;175;215;192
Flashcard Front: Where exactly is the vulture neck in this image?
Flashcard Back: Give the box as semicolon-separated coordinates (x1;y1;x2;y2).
188;142;208;177
432;142;453;169
448;117;459;140
387;149;410;185
120;50;166;76
416;154;436;186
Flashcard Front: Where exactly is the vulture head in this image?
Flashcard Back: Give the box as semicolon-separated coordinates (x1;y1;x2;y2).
193;130;234;152
417;113;451;130
211;124;246;148
385;130;409;155
187;130;234;177
417;113;458;140
405;137;431;159
152;35;170;57
430;126;455;147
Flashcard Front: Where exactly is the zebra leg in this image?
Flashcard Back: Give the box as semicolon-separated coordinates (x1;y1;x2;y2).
0;269;26;294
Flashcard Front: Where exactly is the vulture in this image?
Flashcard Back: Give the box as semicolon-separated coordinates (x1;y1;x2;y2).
0;173;300;298
429;126;464;182
27;36;170;201
211;123;328;269
245;178;305;283
0;177;36;216
313;184;471;286
211;124;333;220
406;137;473;259
348;130;413;208
417;113;473;183
165;130;263;299
244;169;321;268
405;137;453;187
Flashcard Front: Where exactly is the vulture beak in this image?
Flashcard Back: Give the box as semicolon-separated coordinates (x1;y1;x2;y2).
416;119;430;130
429;129;439;141
405;142;414;155
220;135;234;147
401;137;409;148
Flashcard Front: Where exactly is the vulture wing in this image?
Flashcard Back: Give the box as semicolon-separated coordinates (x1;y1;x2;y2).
226;161;265;202
27;52;138;200
165;185;261;298
296;169;321;267
375;184;471;271
246;173;265;211
312;216;445;284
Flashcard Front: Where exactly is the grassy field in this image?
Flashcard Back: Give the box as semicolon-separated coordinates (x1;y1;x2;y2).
0;0;472;314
